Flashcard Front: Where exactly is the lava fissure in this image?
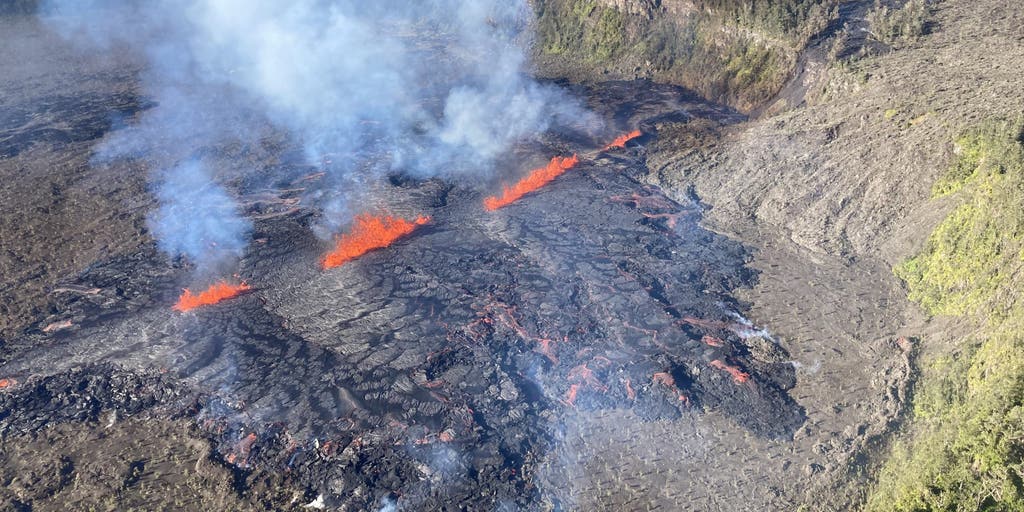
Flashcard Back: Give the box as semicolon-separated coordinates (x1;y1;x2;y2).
602;129;642;150
483;154;579;211
322;213;430;269
710;359;751;385
173;281;251;312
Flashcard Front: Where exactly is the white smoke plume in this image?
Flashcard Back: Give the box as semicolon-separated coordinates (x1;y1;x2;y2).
40;0;598;269
148;159;252;266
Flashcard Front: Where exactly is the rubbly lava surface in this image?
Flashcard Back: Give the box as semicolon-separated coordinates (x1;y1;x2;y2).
0;81;803;510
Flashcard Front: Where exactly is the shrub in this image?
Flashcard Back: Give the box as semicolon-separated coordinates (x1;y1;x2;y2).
873;120;1024;511
867;0;932;47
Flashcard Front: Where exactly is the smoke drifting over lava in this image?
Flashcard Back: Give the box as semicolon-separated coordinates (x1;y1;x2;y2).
40;0;598;269
148;160;252;270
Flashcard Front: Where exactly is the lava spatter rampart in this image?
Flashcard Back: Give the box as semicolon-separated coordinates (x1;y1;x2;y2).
322;213;430;269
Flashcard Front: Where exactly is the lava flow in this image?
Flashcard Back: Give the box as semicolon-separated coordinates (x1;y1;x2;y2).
322;213;430;269
483;154;579;211
710;359;751;384
603;130;642;150
173;281;251;312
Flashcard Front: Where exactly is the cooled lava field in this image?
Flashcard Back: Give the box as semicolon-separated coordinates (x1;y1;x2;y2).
0;74;809;509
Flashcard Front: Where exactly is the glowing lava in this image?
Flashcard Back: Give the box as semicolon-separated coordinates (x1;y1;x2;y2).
603;130;642;150
483;154;579;211
710;359;750;384
322;213;430;269
173;281;251;312
564;384;580;407
653;371;689;402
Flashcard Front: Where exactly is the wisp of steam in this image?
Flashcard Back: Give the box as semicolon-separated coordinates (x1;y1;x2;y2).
148;160;252;268
40;0;598;270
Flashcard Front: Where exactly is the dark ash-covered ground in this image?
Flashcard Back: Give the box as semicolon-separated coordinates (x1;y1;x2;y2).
0;16;819;511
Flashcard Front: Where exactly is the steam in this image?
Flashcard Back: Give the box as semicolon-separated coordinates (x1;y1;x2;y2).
40;0;597;269
149;160;252;269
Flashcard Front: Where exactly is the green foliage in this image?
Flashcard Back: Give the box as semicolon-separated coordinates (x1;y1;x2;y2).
572;0;596;18
873;121;1024;511
695;0;839;40
724;41;785;92
894;120;1024;317
933;122;1024;197
869;317;1024;511
536;0;622;61
867;0;932;47
535;1;587;55
532;0;837;109
585;7;625;61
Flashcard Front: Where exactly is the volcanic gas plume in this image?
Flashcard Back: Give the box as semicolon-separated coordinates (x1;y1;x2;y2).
322;213;430;269
173;281;251;312
603;130;642;150
483;154;579;211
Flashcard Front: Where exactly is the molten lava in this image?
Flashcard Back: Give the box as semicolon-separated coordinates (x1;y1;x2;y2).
603;130;642;150
701;335;724;347
174;281;251;312
322;213;430;269
653;371;689;402
483;155;579;211
564;384;580;407
710;359;750;384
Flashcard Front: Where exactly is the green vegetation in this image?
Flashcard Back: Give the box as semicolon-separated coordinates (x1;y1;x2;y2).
932;123;1024;197
585;7;625;61
696;0;838;40
894;120;1024;317
533;0;838;110
867;0;932;47
871;120;1024;511
723;41;786;93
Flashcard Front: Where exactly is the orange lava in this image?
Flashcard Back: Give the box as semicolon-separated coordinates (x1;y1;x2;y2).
565;383;580;407
652;371;676;388
568;364;608;392
0;378;15;390
710;359;750;384
322;213;430;269
226;432;258;466
622;377;636;400
701;335;724;347
173;281;251;312
603;130;642;150
652;371;689;402
535;338;560;364
483;155;579;211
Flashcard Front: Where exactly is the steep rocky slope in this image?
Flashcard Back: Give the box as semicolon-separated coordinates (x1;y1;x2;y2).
641;0;1024;508
531;0;840;112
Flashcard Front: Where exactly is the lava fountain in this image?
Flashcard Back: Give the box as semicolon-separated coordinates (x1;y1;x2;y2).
174;281;251;311
603;130;642;150
483;154;579;211
322;213;430;269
